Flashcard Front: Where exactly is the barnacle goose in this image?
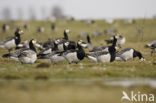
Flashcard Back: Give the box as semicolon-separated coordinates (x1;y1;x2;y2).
80;35;93;50
62;40;86;64
145;40;156;56
51;23;56;31
37;40;69;59
92;30;102;37
3;39;37;63
16;40;29;49
78;32;89;38
91;36;118;52
2;24;10;32
23;24;29;30
86;36;117;63
37;41;70;63
36;29;70;50
0;29;23;52
115;48;145;61
18;39;37;64
105;35;126;48
37;26;45;33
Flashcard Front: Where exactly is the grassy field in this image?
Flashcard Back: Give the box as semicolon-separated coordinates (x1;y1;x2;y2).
0;19;156;103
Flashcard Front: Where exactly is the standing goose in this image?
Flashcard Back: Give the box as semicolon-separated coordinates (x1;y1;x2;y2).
86;36;117;63
115;48;145;61
18;39;37;64
2;24;10;32
2;39;35;62
145;40;156;56
0;29;23;52
62;40;86;64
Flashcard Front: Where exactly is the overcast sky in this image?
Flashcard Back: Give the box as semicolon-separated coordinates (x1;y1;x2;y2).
0;0;156;20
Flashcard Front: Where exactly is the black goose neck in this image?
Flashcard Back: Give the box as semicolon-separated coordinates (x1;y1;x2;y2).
15;32;21;45
133;50;143;59
87;35;91;43
29;40;36;52
64;31;69;40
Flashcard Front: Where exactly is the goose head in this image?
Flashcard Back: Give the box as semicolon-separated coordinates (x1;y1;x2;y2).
29;39;37;52
54;39;60;45
64;41;70;47
15;28;24;35
64;29;69;40
77;40;87;48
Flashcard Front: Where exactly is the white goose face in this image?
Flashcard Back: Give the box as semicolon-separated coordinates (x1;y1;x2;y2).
65;29;70;33
64;42;69;47
115;35;119;39
19;30;24;34
78;40;83;45
55;39;60;44
32;39;37;44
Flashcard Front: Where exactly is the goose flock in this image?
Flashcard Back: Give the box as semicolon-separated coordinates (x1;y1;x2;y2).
1;26;156;65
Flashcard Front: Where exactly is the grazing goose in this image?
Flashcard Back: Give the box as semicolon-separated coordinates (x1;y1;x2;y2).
18;39;37;64
91;36;118;52
0;29;23;52
145;40;156;56
86;36;117;63
62;40;86;64
115;48;145;61
2;39;37;62
92;30;102;37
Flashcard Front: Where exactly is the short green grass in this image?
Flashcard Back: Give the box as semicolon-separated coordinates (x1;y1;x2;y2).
0;19;156;103
0;19;156;79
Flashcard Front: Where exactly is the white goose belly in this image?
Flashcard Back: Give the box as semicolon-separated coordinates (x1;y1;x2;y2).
97;53;111;62
19;53;37;64
118;49;134;61
87;55;98;62
57;44;64;51
4;39;16;49
65;52;79;63
50;54;65;63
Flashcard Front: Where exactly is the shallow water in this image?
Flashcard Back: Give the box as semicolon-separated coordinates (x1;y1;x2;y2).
0;78;156;88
